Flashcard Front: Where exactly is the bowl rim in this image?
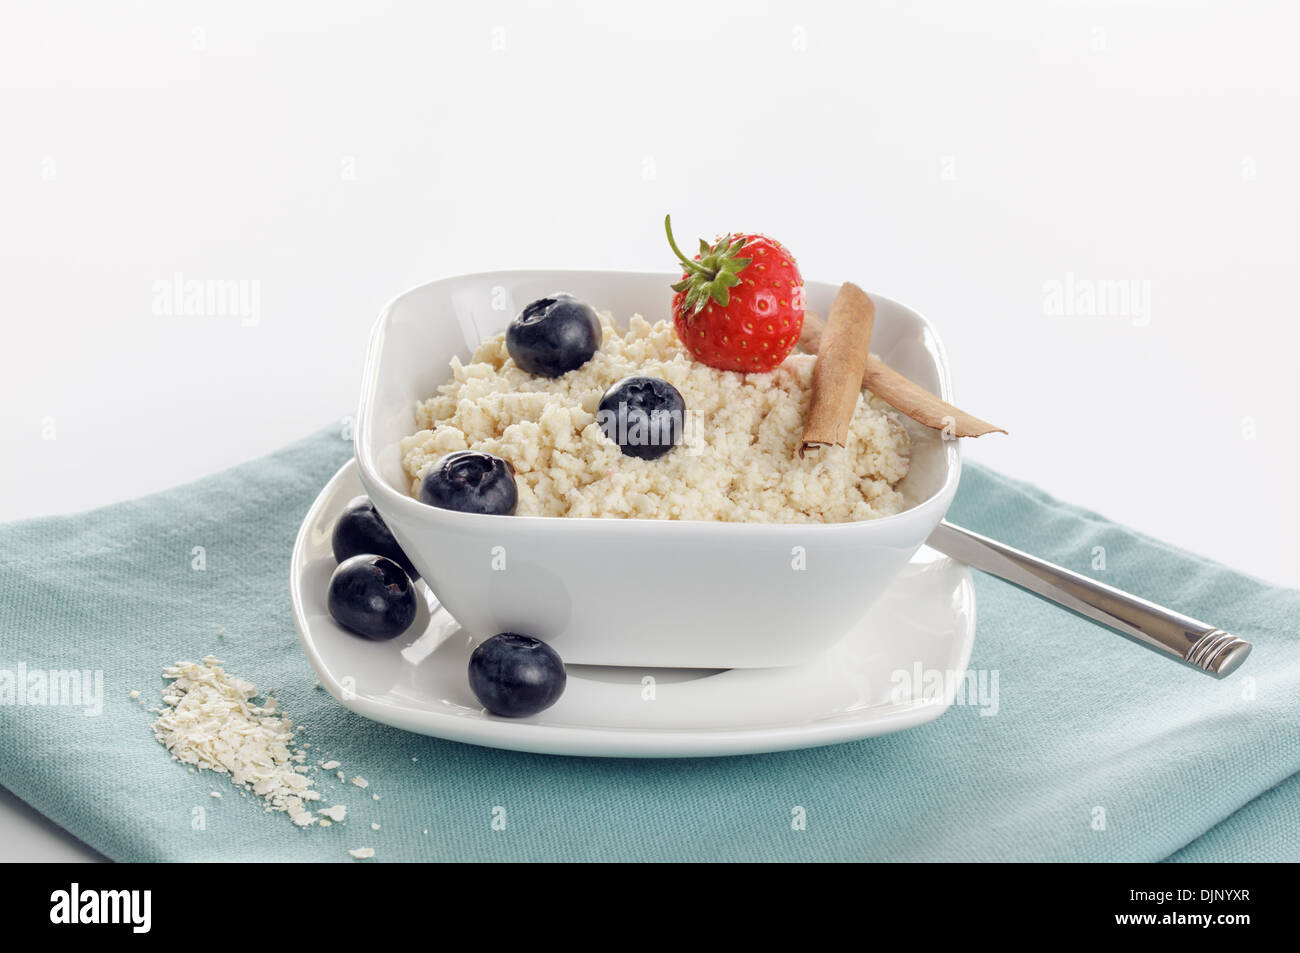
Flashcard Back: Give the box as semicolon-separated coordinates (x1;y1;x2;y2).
355;268;962;535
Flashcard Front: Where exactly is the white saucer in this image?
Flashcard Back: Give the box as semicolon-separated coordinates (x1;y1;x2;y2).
291;460;977;758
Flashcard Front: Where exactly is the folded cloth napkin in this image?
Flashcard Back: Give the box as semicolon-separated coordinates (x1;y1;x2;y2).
1;426;1296;863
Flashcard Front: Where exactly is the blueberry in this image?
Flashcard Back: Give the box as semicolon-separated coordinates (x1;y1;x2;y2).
332;496;419;581
596;376;686;460
417;450;518;515
506;293;601;377
468;633;567;718
327;555;417;641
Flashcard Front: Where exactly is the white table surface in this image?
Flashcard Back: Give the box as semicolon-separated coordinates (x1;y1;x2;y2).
2;1;1296;861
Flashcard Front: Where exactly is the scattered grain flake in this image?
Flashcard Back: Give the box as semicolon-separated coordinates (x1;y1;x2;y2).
128;690;141;699
209;792;222;799
151;656;325;828
321;760;341;770
320;819;332;827
370;823;379;831
349;847;375;860
350;776;369;789
319;805;347;822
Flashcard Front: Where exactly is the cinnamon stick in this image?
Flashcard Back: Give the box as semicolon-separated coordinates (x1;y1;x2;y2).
799;282;875;457
800;311;1006;437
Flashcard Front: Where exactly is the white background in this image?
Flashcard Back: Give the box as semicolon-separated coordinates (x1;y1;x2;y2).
1;1;1297;859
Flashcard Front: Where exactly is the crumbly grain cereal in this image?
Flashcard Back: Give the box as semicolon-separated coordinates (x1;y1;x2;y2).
400;314;910;523
152;656;323;826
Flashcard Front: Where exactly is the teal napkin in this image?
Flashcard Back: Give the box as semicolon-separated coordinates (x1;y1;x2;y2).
1;426;1296;862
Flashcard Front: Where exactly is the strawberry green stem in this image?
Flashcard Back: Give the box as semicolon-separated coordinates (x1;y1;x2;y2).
663;213;752;315
663;215;710;278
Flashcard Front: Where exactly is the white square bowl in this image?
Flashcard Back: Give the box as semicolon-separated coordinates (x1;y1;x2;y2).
355;270;961;668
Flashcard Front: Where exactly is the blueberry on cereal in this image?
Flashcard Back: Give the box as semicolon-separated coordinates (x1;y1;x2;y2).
418;450;518;515
506;294;601;377
597;376;686;461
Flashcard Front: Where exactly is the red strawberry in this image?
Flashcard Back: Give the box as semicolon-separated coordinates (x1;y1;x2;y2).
664;214;805;373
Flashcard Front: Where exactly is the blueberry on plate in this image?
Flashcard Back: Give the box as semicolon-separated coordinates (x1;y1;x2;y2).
418;450;518;515
597;375;686;460
332;495;419;581
506;293;601;377
468;633;567;718
327;554;417;641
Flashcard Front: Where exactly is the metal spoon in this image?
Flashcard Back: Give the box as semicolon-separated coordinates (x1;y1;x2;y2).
926;521;1252;678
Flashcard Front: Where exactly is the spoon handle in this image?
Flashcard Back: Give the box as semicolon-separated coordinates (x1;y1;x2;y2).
926;520;1252;678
